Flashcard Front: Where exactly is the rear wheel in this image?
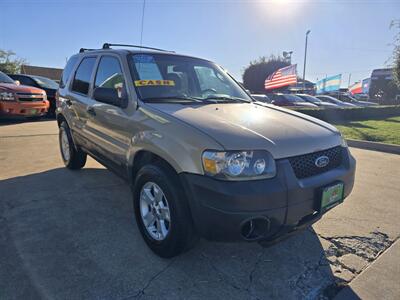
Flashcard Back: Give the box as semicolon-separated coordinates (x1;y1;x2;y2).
133;163;197;258
59;121;87;170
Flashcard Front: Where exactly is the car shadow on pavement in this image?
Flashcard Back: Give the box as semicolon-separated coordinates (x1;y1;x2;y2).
0;117;54;126
0;168;343;300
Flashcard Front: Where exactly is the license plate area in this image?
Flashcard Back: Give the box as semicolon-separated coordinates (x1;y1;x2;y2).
318;182;344;212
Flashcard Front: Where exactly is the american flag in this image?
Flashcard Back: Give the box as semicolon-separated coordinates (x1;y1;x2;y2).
265;64;297;90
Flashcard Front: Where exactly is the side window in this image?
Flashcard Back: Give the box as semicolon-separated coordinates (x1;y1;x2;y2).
71;57;96;95
94;56;125;98
60;56;78;88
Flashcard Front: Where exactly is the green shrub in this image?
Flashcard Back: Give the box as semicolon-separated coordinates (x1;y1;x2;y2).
294;106;400;123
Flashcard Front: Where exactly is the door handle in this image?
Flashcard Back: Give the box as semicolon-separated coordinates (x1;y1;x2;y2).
86;106;96;116
65;99;72;106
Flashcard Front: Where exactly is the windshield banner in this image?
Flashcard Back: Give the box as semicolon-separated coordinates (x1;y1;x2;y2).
134;80;175;87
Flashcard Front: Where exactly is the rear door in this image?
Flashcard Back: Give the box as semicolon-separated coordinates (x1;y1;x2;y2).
68;56;98;149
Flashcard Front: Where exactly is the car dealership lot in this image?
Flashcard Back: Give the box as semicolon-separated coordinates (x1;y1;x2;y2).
1;120;399;299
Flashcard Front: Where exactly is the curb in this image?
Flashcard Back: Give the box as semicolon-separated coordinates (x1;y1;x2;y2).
347;139;400;155
334;239;400;300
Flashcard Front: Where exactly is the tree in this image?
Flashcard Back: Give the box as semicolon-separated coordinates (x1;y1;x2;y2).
390;20;400;88
0;49;27;74
242;55;290;93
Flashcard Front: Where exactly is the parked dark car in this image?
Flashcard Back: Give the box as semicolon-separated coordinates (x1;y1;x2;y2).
296;94;338;108
251;94;271;103
8;74;59;116
267;93;318;108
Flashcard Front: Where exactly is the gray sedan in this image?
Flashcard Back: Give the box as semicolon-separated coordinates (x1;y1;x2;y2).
296;94;339;108
315;95;357;107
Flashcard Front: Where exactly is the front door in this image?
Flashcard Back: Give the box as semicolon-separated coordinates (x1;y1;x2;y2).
85;55;132;168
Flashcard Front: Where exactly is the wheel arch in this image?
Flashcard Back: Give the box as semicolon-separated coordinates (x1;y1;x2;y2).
56;113;68;127
129;150;180;185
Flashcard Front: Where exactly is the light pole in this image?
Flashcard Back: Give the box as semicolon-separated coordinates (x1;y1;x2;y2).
302;30;311;92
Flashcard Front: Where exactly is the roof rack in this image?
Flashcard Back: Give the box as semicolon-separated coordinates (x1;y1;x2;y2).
102;43;174;53
79;48;99;53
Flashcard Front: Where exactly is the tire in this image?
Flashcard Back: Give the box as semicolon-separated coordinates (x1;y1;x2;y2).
133;163;197;258
59;121;87;170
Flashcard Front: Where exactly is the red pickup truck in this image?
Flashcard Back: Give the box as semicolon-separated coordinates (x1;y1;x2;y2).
0;71;49;118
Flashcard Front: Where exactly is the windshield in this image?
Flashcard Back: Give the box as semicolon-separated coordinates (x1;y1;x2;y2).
0;71;15;84
282;94;304;103
340;94;357;102
129;54;251;103
31;75;59;89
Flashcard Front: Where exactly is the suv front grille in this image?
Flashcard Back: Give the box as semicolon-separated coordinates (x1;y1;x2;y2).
288;146;343;179
16;93;44;102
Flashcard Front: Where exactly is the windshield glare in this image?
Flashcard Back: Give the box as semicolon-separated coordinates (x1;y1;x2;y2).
129;54;251;103
0;71;15;84
32;75;59;89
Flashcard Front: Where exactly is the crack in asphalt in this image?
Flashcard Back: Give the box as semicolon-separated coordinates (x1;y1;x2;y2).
201;251;264;300
201;253;242;291
289;252;332;300
317;231;392;263
300;230;395;299
122;258;177;300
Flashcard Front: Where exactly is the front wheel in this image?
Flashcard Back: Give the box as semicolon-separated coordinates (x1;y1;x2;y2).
133;163;197;258
59;121;87;170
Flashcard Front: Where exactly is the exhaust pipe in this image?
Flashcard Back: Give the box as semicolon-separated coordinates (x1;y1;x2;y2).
240;216;270;241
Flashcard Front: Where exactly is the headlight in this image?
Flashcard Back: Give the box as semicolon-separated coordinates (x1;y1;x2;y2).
0;92;15;101
202;150;276;180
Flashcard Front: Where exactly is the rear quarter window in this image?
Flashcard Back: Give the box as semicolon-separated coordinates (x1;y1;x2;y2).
60;56;79;88
71;57;97;95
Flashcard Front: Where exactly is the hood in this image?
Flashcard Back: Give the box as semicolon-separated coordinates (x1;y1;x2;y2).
147;102;342;159
0;82;45;94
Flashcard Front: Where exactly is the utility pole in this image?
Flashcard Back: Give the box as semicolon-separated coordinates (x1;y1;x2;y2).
302;30;311;92
348;73;352;88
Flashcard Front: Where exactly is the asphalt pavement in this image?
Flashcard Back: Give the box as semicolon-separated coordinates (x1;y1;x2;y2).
0;119;399;300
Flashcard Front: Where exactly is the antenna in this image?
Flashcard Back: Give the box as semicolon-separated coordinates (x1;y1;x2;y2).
140;0;146;47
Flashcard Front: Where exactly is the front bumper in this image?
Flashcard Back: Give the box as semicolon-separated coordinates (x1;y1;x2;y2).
0;100;49;117
180;147;356;242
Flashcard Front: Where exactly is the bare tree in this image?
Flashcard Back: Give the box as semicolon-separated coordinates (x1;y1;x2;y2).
0;49;27;74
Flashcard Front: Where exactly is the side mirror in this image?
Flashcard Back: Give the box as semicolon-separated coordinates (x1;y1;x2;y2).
14;80;20;86
93;87;127;108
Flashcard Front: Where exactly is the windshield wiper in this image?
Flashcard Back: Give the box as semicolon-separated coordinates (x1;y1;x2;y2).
203;96;251;103
143;96;204;103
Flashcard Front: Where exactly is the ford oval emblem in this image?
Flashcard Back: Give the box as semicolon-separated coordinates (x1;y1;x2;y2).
315;155;330;168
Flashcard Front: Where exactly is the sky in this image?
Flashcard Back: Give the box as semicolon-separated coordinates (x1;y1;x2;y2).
1;0;399;87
